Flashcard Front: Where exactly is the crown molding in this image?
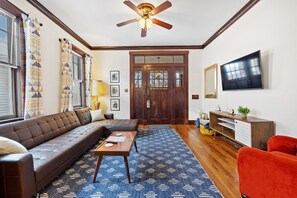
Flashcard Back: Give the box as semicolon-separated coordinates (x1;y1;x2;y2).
26;0;259;51
91;45;202;51
26;0;92;50
202;0;260;49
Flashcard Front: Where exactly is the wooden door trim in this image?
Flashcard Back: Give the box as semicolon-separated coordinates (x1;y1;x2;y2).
130;51;189;124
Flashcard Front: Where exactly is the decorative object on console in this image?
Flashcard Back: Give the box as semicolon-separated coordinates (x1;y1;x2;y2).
201;113;208;120
110;70;120;83
229;108;235;115
110;99;120;111
91;80;104;110
216;104;221;111
237;106;250;117
116;1;173;37
110;85;120;97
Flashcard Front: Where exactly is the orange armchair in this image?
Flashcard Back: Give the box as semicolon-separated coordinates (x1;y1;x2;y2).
237;135;297;198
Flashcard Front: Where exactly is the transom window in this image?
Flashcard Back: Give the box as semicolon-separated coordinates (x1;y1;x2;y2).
71;51;84;108
134;55;184;64
0;8;20;121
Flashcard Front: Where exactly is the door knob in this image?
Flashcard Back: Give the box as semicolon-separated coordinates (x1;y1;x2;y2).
146;100;150;108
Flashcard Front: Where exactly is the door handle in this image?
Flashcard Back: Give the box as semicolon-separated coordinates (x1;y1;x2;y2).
146;100;150;108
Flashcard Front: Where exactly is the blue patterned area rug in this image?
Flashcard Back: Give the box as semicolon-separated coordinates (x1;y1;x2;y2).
40;127;222;198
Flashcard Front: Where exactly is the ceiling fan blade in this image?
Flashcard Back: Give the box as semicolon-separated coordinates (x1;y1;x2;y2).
151;1;172;15
141;28;147;37
117;18;139;27
124;0;142;16
152;19;172;30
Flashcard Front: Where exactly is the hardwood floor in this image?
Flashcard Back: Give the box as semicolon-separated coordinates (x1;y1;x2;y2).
139;125;242;198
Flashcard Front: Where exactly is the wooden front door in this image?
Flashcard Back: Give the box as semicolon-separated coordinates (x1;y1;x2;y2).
130;51;188;125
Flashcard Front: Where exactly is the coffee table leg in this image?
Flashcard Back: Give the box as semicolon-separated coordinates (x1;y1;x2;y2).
134;140;138;153
124;156;131;183
93;156;103;183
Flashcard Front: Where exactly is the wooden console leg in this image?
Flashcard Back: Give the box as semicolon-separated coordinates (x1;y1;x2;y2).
124;156;131;183
134;140;138;153
93;156;103;183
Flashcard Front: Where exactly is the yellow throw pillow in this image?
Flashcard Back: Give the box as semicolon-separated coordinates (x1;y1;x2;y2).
90;109;106;122
0;136;28;154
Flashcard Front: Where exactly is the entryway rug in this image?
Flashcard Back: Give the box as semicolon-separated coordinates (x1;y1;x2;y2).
40;127;222;198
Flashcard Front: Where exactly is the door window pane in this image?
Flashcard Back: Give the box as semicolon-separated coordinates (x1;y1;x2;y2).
149;70;168;90
175;69;184;87
134;70;142;88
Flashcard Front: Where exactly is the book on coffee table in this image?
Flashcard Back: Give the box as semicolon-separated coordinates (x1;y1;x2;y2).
106;136;126;143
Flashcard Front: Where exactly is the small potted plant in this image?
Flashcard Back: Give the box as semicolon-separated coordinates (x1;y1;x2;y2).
238;106;250;118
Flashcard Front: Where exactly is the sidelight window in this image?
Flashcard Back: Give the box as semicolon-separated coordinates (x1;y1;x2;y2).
134;70;142;88
175;69;184;87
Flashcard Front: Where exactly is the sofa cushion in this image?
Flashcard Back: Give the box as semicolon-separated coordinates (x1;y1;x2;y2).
74;108;92;125
30;122;104;187
0;136;28;154
90;109;105;122
0;111;81;149
96;119;138;131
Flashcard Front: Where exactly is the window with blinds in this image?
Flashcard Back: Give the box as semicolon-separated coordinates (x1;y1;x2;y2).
71;51;84;108
0;8;20;120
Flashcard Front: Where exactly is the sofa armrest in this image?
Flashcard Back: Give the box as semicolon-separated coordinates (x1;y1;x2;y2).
104;113;114;120
237;146;297;198
0;153;36;198
268;135;297;155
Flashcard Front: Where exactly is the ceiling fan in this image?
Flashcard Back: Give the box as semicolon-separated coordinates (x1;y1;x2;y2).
117;0;173;37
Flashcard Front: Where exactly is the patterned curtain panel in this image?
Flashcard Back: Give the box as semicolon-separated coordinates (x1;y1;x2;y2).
60;39;73;112
85;55;92;107
23;16;43;119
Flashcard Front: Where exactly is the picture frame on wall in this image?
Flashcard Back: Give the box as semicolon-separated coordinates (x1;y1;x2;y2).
110;99;120;111
110;70;120;83
110;85;120;97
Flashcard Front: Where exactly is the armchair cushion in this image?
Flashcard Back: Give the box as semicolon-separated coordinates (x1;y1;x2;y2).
268;135;297;155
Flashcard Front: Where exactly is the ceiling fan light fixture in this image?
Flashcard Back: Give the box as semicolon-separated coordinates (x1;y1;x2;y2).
139;17;153;29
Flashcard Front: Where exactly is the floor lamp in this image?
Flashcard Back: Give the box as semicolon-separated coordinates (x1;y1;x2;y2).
91;80;103;110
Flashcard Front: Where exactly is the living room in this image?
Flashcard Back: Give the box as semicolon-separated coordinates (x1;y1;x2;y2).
0;0;296;197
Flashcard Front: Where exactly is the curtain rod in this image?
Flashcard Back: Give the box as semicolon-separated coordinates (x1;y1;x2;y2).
2;0;43;26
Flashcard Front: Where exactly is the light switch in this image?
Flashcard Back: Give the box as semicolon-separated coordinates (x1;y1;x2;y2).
125;89;128;93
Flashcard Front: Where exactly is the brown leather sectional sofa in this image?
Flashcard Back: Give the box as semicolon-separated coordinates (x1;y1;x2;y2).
0;108;138;198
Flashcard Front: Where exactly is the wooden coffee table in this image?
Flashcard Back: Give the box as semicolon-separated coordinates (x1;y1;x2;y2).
93;131;138;183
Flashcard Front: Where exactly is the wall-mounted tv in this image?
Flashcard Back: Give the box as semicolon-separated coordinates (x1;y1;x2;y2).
220;50;263;91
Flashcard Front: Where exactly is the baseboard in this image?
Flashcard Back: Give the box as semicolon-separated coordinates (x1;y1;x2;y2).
188;120;196;125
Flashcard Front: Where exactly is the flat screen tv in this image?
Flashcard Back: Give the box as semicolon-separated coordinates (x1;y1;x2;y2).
220;50;263;90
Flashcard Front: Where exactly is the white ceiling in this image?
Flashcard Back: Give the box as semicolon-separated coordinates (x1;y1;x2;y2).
38;0;249;46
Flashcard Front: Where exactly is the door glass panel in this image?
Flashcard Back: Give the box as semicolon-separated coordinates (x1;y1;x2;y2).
175;69;184;87
134;71;142;88
149;70;168;90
